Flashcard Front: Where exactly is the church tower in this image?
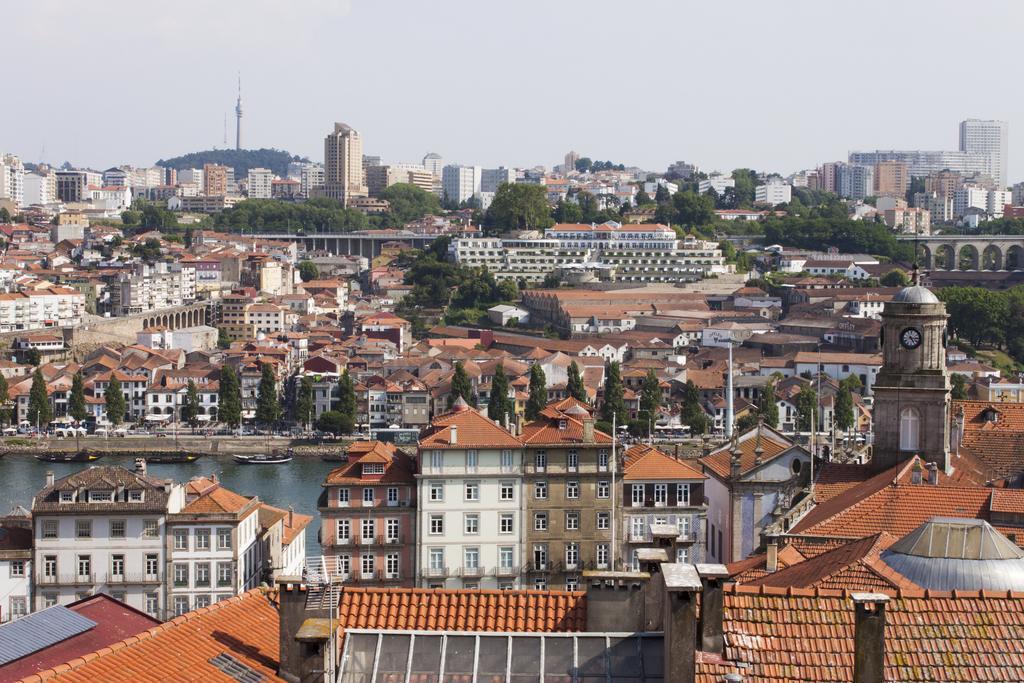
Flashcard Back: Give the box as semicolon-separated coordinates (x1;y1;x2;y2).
870;271;950;472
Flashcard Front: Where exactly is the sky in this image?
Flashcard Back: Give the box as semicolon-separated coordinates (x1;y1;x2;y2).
4;0;1024;181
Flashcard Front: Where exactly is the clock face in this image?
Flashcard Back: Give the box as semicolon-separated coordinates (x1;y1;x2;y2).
900;327;922;350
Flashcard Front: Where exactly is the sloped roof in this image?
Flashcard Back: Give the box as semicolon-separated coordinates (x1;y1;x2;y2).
956;400;1024;481
701;425;796;479
623;444;705;481
520;411;612;446
419;401;521;450
180;485;256;516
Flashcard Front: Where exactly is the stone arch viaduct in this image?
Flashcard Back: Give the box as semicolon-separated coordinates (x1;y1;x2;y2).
897;235;1024;271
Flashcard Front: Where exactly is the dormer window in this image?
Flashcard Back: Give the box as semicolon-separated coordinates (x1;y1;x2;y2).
59;491;74;504
128;490;143;502
89;490;114;503
558;420;567;430
362;463;384;476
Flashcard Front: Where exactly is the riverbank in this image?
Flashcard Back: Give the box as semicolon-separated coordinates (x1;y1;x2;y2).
0;435;355;457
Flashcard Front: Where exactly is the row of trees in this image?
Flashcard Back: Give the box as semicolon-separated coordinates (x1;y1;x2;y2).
938;285;1024;362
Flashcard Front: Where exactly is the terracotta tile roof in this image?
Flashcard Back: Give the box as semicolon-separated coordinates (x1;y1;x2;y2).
25;588;282;683
520;411;612;446
419;402;522;450
324;442;416;485
337;587;586;632
623;444;706;481
259;504;313;546
701;426;796;480
991;489;1024;514
697;584;1024;683
180;484;256;516
956;399;1024;481
728;544;807;583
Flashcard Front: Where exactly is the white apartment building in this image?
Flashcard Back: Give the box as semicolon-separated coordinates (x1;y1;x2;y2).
177;168;204;188
0;519;32;622
838;163;875;200
0;287;85;333
247;167;274;199
952;185;1005;218
113;262;196;315
298;163;325;198
32;466;185;617
23;170;56;207
960;118;1009;189
442;165;482;204
416;400;525;590
698;173;734;195
0;153;25;208
988;190;1012;218
481;167;515;193
755;180;792;206
451;222;728;284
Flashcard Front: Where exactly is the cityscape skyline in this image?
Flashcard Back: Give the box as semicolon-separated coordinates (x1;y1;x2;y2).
4;0;1024;180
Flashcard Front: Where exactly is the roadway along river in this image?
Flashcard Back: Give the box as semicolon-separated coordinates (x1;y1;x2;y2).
0;453;339;553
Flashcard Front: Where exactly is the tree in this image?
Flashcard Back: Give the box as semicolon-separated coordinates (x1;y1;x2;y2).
835;384;854;432
840;374;863;394
379;183;442;224
298;261;319;282
671;191;716;227
103;376;125;427
449;361;476;408
0;207;10;223
0;373;9;426
758;380;779;429
553;198;583;223
487;363;514;427
316;410;354;436
567;361;587;402
255;363;280;427
182;380;201;430
600;362;627;425
217;327;231;349
635;190;654;206
295;376;314;429
880;269;910;287
680;379;708;435
483;183;554;234
525;364;548;421
574;157;593;173
951;372;968;400
639;369;661;420
26;369;52;428
25;348;41;366
337;369;357;422
795;384;817;432
737;412;760;432
218;366;242;429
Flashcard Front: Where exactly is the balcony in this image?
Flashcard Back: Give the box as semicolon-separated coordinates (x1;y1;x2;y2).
495;565;519;577
527;560;561;574
423;566;448;578
334;537;354;546
358;535;375;546
106;573;163;585
383;535;403;545
460;565;484;578
385;500;410;508
38;573;95;586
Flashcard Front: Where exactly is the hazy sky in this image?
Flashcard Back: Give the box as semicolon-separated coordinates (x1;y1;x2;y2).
4;0;1023;180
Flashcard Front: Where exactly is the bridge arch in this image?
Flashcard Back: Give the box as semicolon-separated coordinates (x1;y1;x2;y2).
982;244;1003;271
919;244;933;270
958;244;980;271
934;244;956;270
1008;245;1024;271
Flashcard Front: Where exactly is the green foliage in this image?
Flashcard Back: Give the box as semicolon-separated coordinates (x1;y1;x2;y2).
157;148;303;178
0;208;10;223
379;183;442;224
600;362;627;425
103;376;125;427
255;363;280;426
397;238;510;319
525;364;548;421
835;384;854;432
736;412;760;432
840;374;863;393
217;327;231;350
213;198;368;234
951;372;968;400
880;269;910;287
487;364;514;427
680;380;708;434
316;410;354;435
795;384;817;432
552;198;583;223
484;183;554;234
635;190;654;206
0;373;9;425
448;361;477;408
182;380;201;429
131;238;164;262
299;261;319;282
758;380;779;428
337;369;357;418
67;372;85;423
656;191;716;228
640;369;661;418
295;376;314;428
729;169;759;208
762;202;913;261
24;348;41;366
937;286;1011;348
567;361;586;402
218;366;242;428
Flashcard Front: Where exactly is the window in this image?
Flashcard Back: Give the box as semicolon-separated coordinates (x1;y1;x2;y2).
565;543;579;568
464;514;479;535
429;482;444;502
566;481;579;499
194;562;210;586
195;595;211;609
565;511;579;531
336;520;350;543
362;462;384;475
361;519;375;542
196;528;210;549
386;553;399;578
597;511;610;530
145;593;158;615
499;481;515;501
429;514;444;535
10;560;24;577
654;484;668;506
173;529;189;550
596;543;609;568
631;484;644;506
500;450;514;472
566;577;579;591
499;547;514;570
76;520;92;538
42;520;58;539
567;450;578;471
630;516;646;541
534;512;548;532
464;481;480;502
174;563;188;587
534;577;547;590
430;451;443;472
499;513;514;534
217;562;233;586
362;488;374;505
676;547;689;563
9;597;27;619
534;451;547;470
59;491;74;504
174;596;189;616
77;554;91;578
533;544;547;569
429;548;444;571
466;450;478;473
597;481;610;499
464;547;479;570
110;519;126;538
89;490;114;503
111;554;124;577
337;488;350;505
361;554;375;578
143;520;158;538
900;407;920;451
386;519;400;542
146;554;159;578
598;450;609;471
677;483;690;506
534;481;548;499
386;487;399;505
217;528;231;550
43;555;57;578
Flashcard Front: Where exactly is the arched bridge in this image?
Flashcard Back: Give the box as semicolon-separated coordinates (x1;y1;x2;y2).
140;302;211;330
897;235;1024;271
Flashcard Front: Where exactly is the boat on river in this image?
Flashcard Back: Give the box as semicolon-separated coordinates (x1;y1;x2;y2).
234;449;293;465
35;450;103;463
143;452;202;464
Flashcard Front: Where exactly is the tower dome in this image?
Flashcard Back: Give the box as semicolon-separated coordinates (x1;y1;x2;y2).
892;284;940;305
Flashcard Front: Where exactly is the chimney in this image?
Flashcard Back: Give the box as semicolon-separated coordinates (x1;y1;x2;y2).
449;424;457;445
583;417;595;443
276;576;338;683
288;505;294;528
584;571;651;633
925;462;938;485
662;563;702;683
910;459;923;485
766;536;779;573
851;593;889;683
45;471;54;488
637;549;669;631
696;563;729;655
134;457;147;476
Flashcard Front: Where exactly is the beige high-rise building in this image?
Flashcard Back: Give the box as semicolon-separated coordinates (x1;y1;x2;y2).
564;150;580;174
321;122;368;206
203;164;228;197
874;160;909;198
924;170;962;198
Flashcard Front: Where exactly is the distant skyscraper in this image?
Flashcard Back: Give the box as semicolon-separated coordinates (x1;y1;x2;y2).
442;165;482;204
321;122;367;206
203;163;228;197
564;150;580;174
960;118;1008;188
235;75;243;151
422;153;443;176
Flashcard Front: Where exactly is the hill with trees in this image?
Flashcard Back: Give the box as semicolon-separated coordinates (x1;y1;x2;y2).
156;148;306;178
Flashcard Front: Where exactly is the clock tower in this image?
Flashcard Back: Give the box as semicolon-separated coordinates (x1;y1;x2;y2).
870;273;951;472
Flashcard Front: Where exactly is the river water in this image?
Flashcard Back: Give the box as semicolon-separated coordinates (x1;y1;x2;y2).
0;453;337;553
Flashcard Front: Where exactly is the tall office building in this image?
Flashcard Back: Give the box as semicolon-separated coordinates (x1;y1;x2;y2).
564;150;580;173
481;167;515;193
837;163;874;201
247;167;273;199
441;165;482;204
321;122;367;206
874;161;910;198
202;164;228;197
422;153;444;176
960;119;1008;189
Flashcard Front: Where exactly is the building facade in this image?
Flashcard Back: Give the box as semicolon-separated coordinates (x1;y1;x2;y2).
321;122;368;206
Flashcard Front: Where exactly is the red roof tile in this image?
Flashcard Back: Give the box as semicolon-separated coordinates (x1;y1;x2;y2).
623;444;706;481
419;402;522;450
